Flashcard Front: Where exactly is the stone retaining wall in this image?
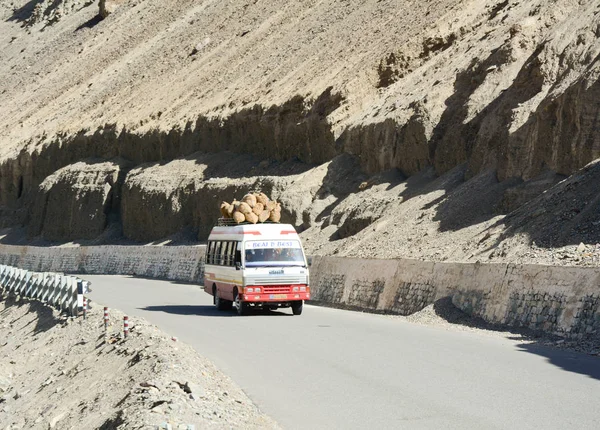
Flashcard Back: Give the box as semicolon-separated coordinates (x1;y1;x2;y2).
0;245;206;283
310;256;600;337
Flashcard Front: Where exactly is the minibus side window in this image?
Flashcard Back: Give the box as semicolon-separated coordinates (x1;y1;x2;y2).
211;241;217;265
222;241;230;266
214;241;222;265
207;241;214;265
231;242;239;266
225;241;235;266
226;242;232;266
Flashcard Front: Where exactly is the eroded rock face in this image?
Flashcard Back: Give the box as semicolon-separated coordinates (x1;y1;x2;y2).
120;160;261;242
9;0;90;26
28;159;127;241
119;155;291;242
117;152;362;242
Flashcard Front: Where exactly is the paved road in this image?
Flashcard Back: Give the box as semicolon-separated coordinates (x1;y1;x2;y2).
86;275;600;429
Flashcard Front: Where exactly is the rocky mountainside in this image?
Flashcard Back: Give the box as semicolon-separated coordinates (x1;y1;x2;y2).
0;0;599;264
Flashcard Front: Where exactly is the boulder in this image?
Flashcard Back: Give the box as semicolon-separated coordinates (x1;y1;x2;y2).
99;0;128;18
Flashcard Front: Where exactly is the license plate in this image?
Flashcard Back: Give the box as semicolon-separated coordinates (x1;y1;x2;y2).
270;294;287;300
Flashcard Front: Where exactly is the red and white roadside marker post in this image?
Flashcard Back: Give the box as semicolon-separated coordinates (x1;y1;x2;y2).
103;307;109;331
123;316;129;339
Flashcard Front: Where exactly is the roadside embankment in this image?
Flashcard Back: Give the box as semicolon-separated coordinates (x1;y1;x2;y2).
0;294;279;429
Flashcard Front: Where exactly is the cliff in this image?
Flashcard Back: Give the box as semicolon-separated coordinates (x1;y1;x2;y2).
0;0;599;264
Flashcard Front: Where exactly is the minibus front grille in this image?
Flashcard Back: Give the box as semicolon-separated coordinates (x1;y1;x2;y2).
262;285;293;294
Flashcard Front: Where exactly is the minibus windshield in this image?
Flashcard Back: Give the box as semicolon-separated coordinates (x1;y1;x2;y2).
244;240;305;267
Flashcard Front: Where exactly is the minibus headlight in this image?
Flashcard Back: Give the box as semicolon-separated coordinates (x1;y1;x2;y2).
246;287;254;293
300;286;307;292
292;287;299;292
254;287;261;293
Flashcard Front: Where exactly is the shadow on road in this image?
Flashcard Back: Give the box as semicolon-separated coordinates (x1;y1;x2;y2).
430;297;600;380
139;304;292;317
139;305;236;317
514;342;600;381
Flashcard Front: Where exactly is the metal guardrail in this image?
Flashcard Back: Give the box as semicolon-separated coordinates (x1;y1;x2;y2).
0;264;87;316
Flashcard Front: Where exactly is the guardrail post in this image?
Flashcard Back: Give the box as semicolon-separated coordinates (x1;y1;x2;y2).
12;268;20;294
123;316;129;339
104;307;109;330
46;273;54;302
76;279;84;317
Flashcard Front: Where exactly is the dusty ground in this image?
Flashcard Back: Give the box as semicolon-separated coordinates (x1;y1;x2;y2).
0;293;279;430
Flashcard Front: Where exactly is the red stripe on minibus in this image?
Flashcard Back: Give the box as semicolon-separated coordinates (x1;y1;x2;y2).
210;231;261;235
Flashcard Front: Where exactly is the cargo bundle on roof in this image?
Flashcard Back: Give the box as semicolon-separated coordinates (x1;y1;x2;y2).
219;192;281;224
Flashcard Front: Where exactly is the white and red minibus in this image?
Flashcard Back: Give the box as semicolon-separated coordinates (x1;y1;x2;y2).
204;221;310;315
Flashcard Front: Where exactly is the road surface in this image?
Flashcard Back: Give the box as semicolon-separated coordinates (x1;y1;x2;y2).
86;275;600;429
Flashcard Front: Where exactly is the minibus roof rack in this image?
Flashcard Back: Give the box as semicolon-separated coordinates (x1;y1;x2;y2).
215;217;280;227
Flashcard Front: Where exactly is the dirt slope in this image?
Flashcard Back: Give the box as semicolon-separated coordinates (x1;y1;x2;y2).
0;294;279;429
0;0;599;264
